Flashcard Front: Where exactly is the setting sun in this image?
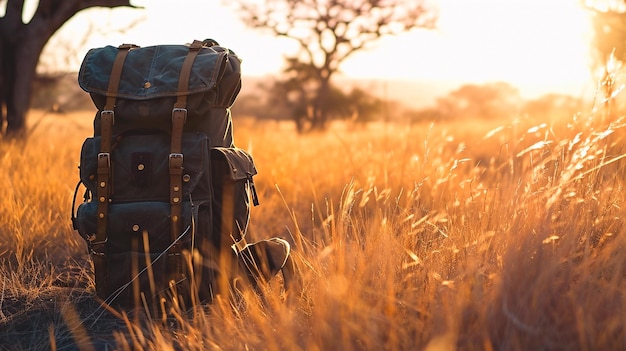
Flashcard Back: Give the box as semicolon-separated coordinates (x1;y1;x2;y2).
341;0;595;98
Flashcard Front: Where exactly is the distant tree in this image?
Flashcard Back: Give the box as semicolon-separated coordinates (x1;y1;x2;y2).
339;87;384;124
404;107;445;124
235;0;437;131
0;0;139;137
434;82;521;120
252;77;383;130
522;93;583;120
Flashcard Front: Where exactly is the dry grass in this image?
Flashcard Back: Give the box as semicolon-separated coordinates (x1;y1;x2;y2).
0;91;625;350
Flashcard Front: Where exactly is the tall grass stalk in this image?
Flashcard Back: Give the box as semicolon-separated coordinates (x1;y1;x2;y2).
0;87;625;349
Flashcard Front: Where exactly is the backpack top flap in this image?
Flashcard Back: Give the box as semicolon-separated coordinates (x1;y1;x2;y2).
78;43;241;107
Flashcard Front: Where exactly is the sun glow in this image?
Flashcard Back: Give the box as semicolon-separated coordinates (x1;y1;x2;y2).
49;0;595;99
341;0;595;98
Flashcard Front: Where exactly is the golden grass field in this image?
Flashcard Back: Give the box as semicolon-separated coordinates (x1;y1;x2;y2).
0;92;625;350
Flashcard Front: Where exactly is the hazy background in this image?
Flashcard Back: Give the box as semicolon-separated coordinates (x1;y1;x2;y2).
38;0;596;109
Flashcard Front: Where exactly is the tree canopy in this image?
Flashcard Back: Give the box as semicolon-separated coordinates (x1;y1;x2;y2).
235;0;437;131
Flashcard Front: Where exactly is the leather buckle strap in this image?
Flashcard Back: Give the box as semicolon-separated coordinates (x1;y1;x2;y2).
100;110;115;126
172;107;187;124
96;152;111;205
97;152;111;170
169;43;198;246
95;111;114;250
169;153;184;169
169;108;186;244
95;152;111;247
169;152;184;244
173;43;202;109
169;153;183;202
170;108;186;153
99;111;114;151
103;45;135;111
91;44;134;257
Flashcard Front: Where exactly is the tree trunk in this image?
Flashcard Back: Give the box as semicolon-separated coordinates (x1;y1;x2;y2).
0;0;135;137
311;76;331;131
3;35;44;136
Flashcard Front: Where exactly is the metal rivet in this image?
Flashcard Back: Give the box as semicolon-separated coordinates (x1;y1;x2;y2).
132;224;140;232
182;174;191;182
100;181;106;188
98;213;105;219
89;175;95;180
144;81;151;88
99;196;106;203
172;215;178;222
137;164;145;171
173;197;180;203
173;185;180;192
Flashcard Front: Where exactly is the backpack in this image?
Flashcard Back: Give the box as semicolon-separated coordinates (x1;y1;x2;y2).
71;39;296;309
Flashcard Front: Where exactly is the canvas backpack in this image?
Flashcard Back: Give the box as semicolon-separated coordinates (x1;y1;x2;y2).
71;39;295;308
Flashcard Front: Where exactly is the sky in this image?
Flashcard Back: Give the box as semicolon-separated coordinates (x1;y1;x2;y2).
42;0;597;100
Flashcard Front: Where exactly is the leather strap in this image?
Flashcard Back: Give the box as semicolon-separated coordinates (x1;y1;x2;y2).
93;44;135;254
169;112;185;244
103;43;136;112
170;40;204;245
173;40;204;110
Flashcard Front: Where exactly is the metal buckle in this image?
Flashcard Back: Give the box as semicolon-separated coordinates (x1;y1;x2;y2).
97;152;111;168
172;108;187;123
89;238;107;256
169;153;184;168
100;110;115;125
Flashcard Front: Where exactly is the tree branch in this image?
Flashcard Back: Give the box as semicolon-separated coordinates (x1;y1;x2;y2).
233;0;438;130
